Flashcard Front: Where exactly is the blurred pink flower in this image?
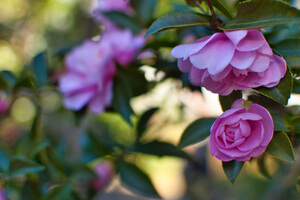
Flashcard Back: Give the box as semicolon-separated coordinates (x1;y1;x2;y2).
92;161;114;191
101;29;146;66
0;94;9;115
93;0;132;30
209;99;273;161
59;40;116;113
0;189;5;200
171;29;287;95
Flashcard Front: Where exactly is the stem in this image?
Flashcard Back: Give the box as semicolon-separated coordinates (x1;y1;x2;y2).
204;0;221;31
195;0;208;15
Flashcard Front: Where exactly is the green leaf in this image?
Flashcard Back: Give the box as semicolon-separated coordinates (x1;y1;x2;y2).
131;0;157;25
21;180;43;200
178;118;216;148
219;91;242;111
145;12;211;37
9;156;45;178
266;131;295;162
222;160;244;184
257;155;272;179
0;71;17;87
136;107;158;139
29;140;50;158
103;11;142;34
272;115;289;132
45;183;73;200
31;52;48;87
133;141;190;159
211;0;232;20
119;161;159;198
223;0;300;30
14;71;36;91
0;147;10;173
254;68;293;105
112;78;134;126
273;39;300;57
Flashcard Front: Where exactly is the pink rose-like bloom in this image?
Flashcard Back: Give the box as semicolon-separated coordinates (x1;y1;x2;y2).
101;29;146;66
92;161;114;191
59;40;115;113
171;29;287;95
209;99;273;161
93;0;132;30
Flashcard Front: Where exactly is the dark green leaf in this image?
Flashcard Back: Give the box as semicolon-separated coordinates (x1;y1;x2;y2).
13;71;36;91
219;91;242;111
273;39;300;57
272;115;289;132
145;12;211;37
178;118;216;148
45;183;73;200
254;68;293;105
257;155;272;179
0;71;17;87
133;141;190;159
131;0;157;25
136;107;158;139
119;161;159;198
9;156;45;178
21;180;43;200
266;131;295;162
0;147;9;173
31;52;48;86
29;140;50;158
223;0;300;30
222;160;244;183
112;78;133;126
103;11;142;34
293;78;300;94
211;0;232;20
0;73;10;90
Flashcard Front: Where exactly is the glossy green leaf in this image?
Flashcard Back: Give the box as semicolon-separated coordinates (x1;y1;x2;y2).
133;140;190;159
293;78;300;94
219;91;242;111
254;68;293;105
103;11;142;34
266;131;295;162
119;161;159;198
0;73;10;90
211;0;232;20
178;118;216;148
31;51;48;87
222;160;244;183
223;0;300;30
272;115;289;132
9;156;45;178
145;12;211;37
29;140;50;158
136;107;158;139
45;183;73;200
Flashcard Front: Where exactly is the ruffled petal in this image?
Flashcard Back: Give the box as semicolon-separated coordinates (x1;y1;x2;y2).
230;50;256;70
236;29;265;51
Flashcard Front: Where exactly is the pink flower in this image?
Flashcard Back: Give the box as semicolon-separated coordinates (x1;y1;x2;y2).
59;40;116;113
92;161;114;191
0;189;5;200
171;29;287;95
209;99;273;161
101;29;146;66
93;0;132;30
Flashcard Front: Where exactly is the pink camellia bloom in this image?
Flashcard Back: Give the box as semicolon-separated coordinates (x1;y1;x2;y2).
93;0;132;30
171;29;287;95
101;29;146;66
59;40;116;113
92;161;114;191
209;99;273;161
